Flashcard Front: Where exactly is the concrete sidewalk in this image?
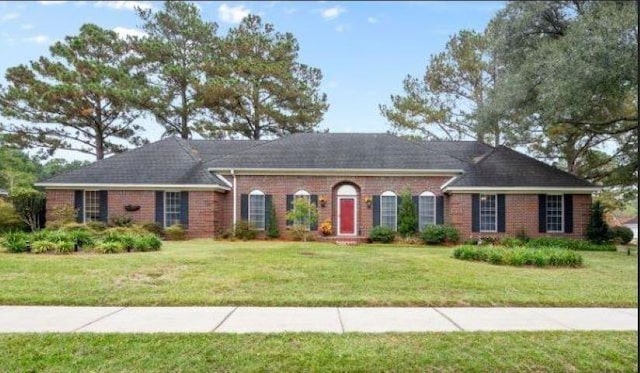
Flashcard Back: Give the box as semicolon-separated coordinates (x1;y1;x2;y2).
0;306;636;333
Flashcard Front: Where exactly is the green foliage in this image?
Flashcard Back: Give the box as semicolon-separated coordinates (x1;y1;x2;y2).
141;222;165;237
290;226;316;242
31;240;58;254
9;188;45;231
525;237;615;252
369;226;396;244
286;197;319;237
109;215;133;227
164;224;186;241
380;30;505;145
515;228;529;243
266;203;280;238
421;225;459;245
67;229;94;249
93;241;125;254
199;15;328;139
1;231;30;253
135;1;219;139
0;200;23;232
453;245;583;267
86;221;108;232
500;236;524;248
611;226;633;245
46;205;77;229
0;24;152;160
132;234;162;252
234;220;257;241
586;201;611;244
397;191;417;237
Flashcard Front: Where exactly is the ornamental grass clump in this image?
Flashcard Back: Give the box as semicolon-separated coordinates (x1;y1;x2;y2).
453;245;583;268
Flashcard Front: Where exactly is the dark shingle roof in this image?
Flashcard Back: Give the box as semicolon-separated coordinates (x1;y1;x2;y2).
40;133;594;189
447;146;595;188
206;133;468;170
41;137;227;187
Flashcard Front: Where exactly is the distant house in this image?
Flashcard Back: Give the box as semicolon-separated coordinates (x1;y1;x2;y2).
623;216;638;242
36;133;599;240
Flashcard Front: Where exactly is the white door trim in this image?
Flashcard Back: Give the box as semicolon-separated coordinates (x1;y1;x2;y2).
337;196;357;236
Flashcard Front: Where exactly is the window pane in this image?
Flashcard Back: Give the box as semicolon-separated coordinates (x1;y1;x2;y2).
419;196;435;231
84;191;101;222
479;194;497;232
165;192;182;227
546;195;563;232
380;195;397;230
249;194;265;230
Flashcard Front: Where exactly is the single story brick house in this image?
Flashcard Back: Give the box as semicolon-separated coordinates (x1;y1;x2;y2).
36;133;598;240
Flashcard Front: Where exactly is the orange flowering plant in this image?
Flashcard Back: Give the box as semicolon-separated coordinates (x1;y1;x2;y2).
320;219;332;236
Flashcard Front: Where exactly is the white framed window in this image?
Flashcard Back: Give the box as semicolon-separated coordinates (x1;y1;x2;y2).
84;190;100;223
249;190;265;230
380;191;397;231
294;190;311;230
164;191;182;228
546;194;564;233
418;191;436;231
479;194;497;232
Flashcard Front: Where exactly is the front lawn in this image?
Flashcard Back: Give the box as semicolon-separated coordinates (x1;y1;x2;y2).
0;332;636;372
0;240;636;306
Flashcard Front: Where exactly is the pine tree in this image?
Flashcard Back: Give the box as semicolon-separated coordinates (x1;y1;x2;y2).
586;201;610;244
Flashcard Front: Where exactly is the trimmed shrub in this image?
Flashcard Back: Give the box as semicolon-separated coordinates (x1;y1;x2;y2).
109;215;133;227
369;226;396;243
500;236;524;248
164;224;187;240
586;201;610;244
420;225;459;245
141;222;165;237
86;221;108;231
93;241;125;254
611;226;634;245
1;231;30;253
31;240;58;254
0;200;24;232
453;245;583;268
234;220;257;240
442;225;460;244
266;204;280;239
525;237;615;251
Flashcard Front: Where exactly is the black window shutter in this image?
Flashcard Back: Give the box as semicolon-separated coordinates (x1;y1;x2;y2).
240;194;248;221
180;191;189;228
436;196;444;225
310;195;318;230
155;191;164;225
74;190;83;223
372;195;380;227
497;194;506;232
285;194;293;226
538;194;547;233
265;195;272;229
471;194;479;232
99;191;108;223
564;194;573;233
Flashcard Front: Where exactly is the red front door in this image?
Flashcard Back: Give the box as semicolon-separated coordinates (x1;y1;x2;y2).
339;198;355;235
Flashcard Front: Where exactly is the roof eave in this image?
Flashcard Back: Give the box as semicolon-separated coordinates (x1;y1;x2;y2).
209;168;466;176
34;182;231;191
442;186;601;194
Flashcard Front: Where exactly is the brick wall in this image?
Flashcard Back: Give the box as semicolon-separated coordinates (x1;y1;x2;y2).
450;193;591;240
234;175;451;238
45;189;223;238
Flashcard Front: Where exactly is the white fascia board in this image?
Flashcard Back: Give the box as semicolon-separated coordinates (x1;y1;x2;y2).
440;175;459;190
209;168;465;177
443;186;600;194
215;174;233;188
34;183;230;191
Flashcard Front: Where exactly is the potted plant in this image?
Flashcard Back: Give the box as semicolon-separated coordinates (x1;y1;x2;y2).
320;219;332;236
124;204;141;212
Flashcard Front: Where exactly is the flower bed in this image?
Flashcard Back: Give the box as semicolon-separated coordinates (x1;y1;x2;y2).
453;245;583;268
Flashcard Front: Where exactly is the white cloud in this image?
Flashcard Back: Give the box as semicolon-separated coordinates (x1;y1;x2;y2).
321;6;344;20
21;23;34;30
113;26;147;38
37;1;67;5
218;3;250;24
367;17;378;24
24;34;49;44
94;1;153;11
0;12;19;22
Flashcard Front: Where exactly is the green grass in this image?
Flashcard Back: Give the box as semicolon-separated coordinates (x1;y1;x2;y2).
0;332;636;372
0;240;637;306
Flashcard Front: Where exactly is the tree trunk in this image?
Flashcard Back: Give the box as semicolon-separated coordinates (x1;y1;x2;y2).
180;84;189;139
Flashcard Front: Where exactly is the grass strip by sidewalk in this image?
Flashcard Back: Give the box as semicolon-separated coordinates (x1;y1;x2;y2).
0;331;636;372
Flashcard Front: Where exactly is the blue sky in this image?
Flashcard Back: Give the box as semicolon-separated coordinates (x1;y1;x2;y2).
0;1;504;160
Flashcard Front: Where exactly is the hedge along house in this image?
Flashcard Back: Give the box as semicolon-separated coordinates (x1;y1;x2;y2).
36;133;599;240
